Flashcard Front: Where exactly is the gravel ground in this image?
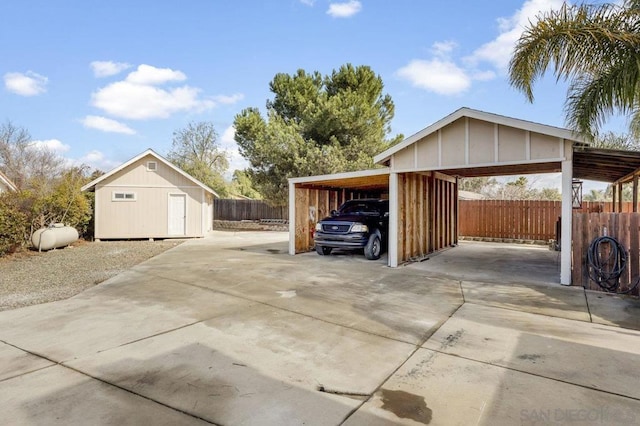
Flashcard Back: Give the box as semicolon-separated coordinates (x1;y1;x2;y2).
0;240;184;311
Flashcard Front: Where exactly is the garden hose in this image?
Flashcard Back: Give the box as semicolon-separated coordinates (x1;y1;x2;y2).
587;236;639;294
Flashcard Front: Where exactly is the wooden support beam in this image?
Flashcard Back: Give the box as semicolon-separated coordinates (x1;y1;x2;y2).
634;175;638;213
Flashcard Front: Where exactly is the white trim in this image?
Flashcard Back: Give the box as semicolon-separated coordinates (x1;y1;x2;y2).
414;143;418;169
391;157;566;174
146;161;158;171
98;184;207;189
374;107;586;165
288;168;389;184
388;172;399;267
0;170;17;192
167;193;187;236
81;148;218;197
561;159;573;285
288;181;296;255
111;191;136;201
525;131;531;161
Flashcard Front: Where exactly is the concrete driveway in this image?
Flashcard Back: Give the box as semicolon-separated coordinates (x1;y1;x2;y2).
1;231;639;425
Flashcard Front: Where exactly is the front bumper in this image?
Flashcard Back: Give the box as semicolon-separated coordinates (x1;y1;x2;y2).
314;232;368;248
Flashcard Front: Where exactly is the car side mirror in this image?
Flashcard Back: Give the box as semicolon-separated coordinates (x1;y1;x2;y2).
331;210;338;216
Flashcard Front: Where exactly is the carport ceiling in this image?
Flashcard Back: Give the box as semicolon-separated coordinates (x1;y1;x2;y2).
573;147;640;183
294;171;389;191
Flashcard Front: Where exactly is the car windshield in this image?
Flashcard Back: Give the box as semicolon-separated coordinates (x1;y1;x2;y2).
339;202;383;215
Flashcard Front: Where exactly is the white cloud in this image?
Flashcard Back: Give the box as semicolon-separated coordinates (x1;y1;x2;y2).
327;0;362;18
75;150;120;171
90;61;131;78
90;64;218;120
4;71;48;96
467;0;565;70
431;41;458;57
125;64;186;85
212;93;244;105
397;59;471;95
82;115;136;135
91;81;214;120
220;125;249;177
30;139;70;154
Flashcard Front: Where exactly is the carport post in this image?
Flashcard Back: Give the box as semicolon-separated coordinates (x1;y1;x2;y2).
288;181;296;255
388;172;398;267
560;157;572;285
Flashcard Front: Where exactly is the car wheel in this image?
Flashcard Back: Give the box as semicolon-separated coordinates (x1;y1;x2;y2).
364;234;381;260
316;245;332;256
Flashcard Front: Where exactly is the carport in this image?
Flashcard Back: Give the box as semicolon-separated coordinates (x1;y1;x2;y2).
288;107;640;286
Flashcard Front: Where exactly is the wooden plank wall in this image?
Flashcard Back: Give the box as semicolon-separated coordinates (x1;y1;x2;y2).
214;199;288;221
294;187;385;253
458;200;632;242
572;212;640;296
397;172;457;262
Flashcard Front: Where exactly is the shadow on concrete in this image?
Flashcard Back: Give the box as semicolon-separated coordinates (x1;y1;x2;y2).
63;343;361;425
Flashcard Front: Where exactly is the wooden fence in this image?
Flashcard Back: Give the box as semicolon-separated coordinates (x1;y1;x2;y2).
214;199;288;221
458;200;636;241
572;212;640;296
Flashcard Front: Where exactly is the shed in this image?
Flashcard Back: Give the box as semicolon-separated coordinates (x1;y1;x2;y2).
81;149;218;240
0;170;18;193
289;107;587;285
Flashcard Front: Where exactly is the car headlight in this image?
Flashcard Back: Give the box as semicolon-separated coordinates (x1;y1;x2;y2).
351;223;368;233
315;223;322;231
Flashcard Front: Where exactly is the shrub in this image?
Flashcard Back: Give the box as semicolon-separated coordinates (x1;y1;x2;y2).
0;192;29;256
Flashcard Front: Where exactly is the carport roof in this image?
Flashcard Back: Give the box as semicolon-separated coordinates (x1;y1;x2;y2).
289;168;390;190
572;146;640;183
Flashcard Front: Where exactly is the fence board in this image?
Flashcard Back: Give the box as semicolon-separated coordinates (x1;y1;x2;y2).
215;199;288;221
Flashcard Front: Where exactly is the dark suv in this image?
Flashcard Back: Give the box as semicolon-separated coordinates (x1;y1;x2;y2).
314;199;389;260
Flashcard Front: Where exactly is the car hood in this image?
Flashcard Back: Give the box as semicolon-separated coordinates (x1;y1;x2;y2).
319;214;379;223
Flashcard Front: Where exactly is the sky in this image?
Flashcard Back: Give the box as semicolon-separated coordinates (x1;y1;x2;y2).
1;0;622;192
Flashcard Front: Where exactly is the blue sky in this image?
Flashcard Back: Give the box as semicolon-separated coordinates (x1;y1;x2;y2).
1;0;620;191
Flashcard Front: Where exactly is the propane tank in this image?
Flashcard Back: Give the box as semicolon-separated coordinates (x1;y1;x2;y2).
31;223;79;251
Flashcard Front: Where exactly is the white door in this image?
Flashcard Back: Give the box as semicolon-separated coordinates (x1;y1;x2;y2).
168;194;186;236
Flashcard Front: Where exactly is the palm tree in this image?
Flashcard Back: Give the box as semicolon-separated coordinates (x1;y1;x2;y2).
509;1;640;139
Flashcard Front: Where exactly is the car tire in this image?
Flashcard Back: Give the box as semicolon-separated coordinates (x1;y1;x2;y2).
364;234;381;260
316;245;332;256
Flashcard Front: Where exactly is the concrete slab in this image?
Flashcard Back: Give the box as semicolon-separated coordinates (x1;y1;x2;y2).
462;280;590;321
344;349;640;426
131;233;464;345
0;365;209;425
0;269;256;362
410;240;560;285
586;290;640;331
423;303;640;400
0;341;53;381
67;304;416;425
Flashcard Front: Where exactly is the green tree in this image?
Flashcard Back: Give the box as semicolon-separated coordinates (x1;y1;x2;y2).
167;121;230;197
458;177;498;194
234;64;402;205
509;1;640;139
230;170;261;199
590;131;640;150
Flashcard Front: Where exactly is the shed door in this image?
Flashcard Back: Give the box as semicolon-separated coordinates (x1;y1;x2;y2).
168;194;186;236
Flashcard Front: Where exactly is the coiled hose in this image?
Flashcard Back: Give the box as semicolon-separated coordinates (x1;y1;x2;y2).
587;236;639;294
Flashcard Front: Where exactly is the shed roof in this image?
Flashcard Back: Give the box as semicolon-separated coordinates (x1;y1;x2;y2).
81;148;219;197
0;170;17;192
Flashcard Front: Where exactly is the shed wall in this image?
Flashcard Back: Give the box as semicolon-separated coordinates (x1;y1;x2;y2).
95;185;205;239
